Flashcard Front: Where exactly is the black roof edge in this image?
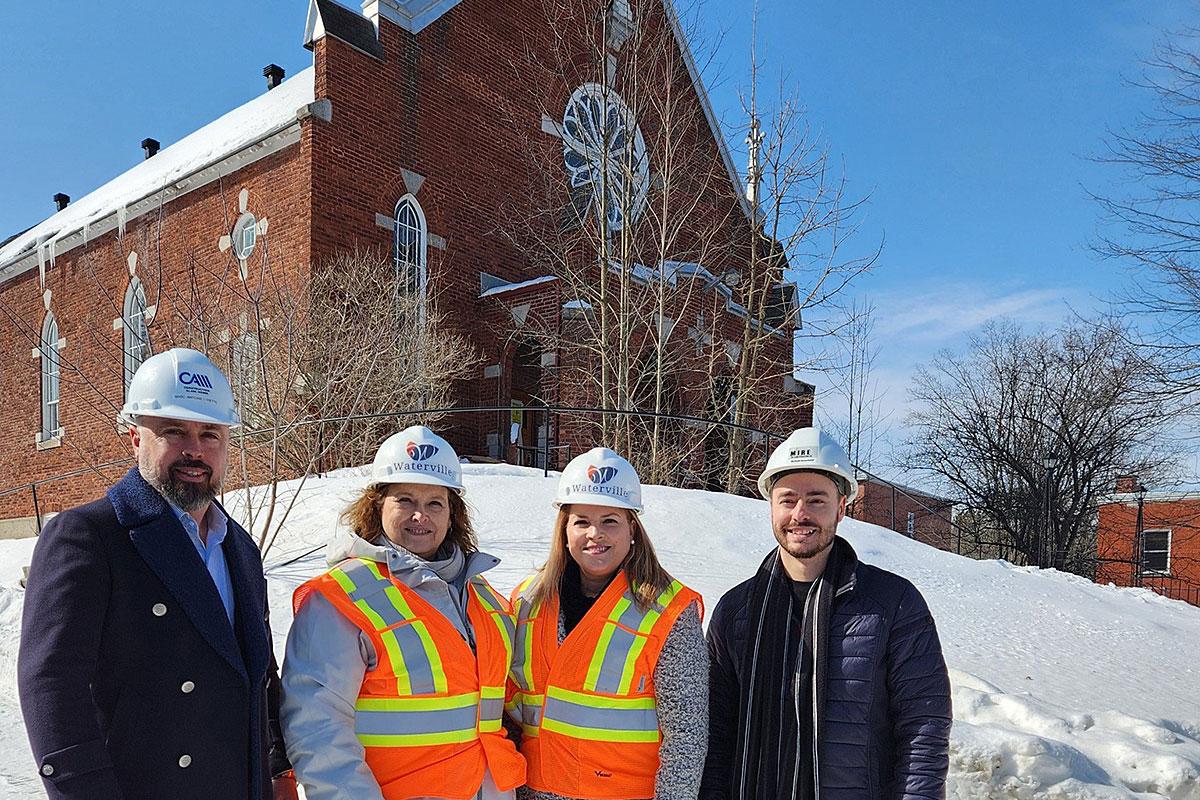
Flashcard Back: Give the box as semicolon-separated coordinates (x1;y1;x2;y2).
307;0;385;60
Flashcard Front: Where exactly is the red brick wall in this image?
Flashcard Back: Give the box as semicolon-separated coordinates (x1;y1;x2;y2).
848;479;954;551
1096;497;1200;606
0;137;311;518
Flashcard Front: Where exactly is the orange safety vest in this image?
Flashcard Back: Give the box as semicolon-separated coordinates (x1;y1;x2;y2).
294;557;526;799
508;571;702;800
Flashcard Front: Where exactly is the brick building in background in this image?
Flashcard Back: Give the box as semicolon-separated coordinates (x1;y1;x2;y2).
0;0;813;534
847;475;955;552
1095;476;1200;607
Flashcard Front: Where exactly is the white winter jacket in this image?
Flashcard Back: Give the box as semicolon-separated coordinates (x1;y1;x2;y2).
280;526;514;800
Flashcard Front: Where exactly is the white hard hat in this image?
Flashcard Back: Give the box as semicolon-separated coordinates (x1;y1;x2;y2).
758;427;858;502
371;425;463;492
555;447;643;512
120;348;241;427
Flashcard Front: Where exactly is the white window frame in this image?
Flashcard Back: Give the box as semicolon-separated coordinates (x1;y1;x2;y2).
393;194;428;324
232;212;258;261
40;312;62;441
1141;529;1172;576
122;277;152;395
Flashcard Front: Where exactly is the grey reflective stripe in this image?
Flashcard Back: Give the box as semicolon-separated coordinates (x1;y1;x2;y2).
480;697;505;722
590;624;639;694
616;592;652;629
521;703;542;728
516;596;537;623
340;559;393;602
543;694;658;732
390;622;438;694
496;612;516;643
356;705;479;735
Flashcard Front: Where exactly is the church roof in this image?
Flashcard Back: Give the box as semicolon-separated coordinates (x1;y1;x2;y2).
0;68;315;275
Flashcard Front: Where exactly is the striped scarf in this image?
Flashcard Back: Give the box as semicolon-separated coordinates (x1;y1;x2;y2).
731;540;848;800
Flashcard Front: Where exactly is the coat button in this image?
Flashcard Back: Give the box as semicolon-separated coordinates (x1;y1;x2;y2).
178;755;192;768
40;764;54;776
152;603;167;616
181;681;195;693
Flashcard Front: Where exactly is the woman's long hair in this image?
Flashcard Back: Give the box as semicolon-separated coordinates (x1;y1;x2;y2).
341;482;478;555
528;505;671;611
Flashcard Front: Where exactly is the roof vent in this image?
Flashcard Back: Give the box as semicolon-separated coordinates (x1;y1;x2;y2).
263;64;285;90
53;193;70;211
141;138;160;159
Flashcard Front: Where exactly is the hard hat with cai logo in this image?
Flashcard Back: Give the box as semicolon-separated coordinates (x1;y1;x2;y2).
371;425;464;492
120;348;241;427
554;447;643;512
757;427;858;502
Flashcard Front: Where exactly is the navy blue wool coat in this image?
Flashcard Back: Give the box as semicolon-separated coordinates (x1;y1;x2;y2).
18;468;287;800
702;537;952;799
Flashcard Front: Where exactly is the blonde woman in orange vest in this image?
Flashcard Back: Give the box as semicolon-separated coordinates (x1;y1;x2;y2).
281;426;525;800
509;448;708;800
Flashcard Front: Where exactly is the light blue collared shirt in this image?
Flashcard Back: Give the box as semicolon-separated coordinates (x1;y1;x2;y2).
168;501;235;626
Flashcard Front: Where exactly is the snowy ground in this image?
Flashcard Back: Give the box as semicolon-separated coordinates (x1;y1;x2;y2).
0;463;1197;798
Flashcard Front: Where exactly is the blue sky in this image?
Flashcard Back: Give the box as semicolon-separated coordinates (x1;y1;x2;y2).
2;1;1195;476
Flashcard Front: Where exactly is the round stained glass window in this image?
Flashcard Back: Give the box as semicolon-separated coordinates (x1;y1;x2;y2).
562;83;649;233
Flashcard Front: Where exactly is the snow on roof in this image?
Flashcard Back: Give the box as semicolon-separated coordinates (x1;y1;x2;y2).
478;275;558;299
0;66;316;269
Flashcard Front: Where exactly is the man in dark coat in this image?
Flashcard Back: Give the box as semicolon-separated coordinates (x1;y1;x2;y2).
18;348;295;800
701;428;951;800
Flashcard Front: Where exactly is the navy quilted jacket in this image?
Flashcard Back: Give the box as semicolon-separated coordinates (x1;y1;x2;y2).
701;537;952;799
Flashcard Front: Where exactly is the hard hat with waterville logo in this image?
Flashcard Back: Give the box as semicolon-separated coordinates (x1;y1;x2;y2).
371;425;464;492
120;348;241;427
554;447;643;512
757;427;858;502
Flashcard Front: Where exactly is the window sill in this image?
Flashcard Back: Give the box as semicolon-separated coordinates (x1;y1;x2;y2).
35;430;64;450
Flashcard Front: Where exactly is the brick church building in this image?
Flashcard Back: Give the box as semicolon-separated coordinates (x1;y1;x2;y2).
0;0;813;533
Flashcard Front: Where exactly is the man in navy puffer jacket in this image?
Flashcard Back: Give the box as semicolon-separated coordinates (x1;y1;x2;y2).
700;429;951;799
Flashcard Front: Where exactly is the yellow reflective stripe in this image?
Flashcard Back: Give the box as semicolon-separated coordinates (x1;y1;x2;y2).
329;567;358;595
479;718;502;733
359;729;478;747
512;691;545;706
540;717;660;743
355;692;480;711
521;724;540;738
409;621;447;693
330;567;391;631
617;634;650;694
377;629;413;695
480;685;506;700
546;686;654;710
583;621;618;692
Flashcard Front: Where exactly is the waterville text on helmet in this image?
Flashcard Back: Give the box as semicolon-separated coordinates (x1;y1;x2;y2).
562;464;633;503
379;441;456;479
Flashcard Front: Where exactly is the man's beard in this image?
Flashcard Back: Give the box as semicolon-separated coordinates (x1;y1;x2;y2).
142;458;220;513
773;521;836;561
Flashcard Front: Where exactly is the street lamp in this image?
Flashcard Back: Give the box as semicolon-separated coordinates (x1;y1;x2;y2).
1133;483;1147;587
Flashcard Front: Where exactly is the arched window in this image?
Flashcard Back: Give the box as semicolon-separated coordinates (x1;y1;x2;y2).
123;278;151;394
393;194;428;319
40;312;61;440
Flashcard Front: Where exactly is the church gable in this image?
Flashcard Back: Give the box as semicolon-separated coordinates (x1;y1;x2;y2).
362;0;464;34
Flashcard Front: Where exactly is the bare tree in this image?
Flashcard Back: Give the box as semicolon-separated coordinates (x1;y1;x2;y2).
1093;29;1200;415
819;299;887;472
902;320;1177;574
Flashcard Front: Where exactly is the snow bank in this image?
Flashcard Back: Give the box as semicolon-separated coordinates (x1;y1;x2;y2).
0;463;1197;798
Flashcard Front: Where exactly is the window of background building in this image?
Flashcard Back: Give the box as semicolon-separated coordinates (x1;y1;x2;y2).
1142;529;1171;574
123;278;151;394
232;212;257;261
393;194;427;315
40;312;61;440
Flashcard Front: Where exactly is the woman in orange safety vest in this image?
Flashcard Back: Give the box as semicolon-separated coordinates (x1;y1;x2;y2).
281;426;525;800
508;447;708;800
